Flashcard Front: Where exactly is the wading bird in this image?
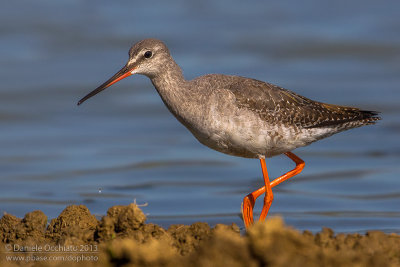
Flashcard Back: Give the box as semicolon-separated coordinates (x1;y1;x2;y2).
78;39;380;228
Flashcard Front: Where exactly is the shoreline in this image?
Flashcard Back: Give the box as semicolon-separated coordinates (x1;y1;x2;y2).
1;203;399;266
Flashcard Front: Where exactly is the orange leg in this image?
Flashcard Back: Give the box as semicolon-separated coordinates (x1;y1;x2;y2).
241;152;305;229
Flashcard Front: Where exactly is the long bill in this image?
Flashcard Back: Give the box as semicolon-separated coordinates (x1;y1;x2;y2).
77;66;135;106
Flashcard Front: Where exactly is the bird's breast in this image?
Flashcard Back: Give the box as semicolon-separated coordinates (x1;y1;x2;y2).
175;91;276;158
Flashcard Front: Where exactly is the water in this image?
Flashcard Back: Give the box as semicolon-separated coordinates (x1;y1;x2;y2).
1;0;399;233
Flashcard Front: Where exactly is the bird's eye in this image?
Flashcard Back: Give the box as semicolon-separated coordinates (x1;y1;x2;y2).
144;51;152;58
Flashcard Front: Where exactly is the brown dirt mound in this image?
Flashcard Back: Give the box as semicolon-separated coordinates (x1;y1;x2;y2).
1;203;399;266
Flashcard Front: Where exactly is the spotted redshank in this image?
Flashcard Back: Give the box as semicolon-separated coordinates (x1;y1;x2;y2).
78;39;380;229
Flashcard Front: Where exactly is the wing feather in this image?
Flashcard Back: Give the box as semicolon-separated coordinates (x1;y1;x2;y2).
227;78;380;129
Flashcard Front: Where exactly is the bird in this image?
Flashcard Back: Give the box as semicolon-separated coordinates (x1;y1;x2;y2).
77;38;380;229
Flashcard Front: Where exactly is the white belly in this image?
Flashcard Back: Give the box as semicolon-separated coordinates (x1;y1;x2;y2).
184;102;283;158
175;89;333;159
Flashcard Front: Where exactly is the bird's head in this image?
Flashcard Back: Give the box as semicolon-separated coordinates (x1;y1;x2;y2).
78;38;170;105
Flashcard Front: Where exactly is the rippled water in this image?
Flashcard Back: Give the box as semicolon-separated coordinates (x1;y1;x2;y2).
1;0;399;233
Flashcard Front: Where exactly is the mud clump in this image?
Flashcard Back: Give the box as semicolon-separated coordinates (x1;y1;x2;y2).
46;205;98;245
1;204;399;267
0;210;47;245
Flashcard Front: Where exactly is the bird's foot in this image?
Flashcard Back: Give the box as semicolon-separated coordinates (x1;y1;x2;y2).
241;194;256;229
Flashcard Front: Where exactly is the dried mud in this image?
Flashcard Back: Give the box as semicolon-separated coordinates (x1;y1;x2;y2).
1;203;399;267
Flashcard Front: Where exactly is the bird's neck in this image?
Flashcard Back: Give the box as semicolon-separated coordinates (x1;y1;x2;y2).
150;58;186;90
150;58;190;103
149;59;196;124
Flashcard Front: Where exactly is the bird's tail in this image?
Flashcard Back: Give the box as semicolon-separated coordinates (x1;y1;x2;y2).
306;103;381;129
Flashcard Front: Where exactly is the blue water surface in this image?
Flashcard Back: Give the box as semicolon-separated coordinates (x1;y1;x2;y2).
0;0;399;233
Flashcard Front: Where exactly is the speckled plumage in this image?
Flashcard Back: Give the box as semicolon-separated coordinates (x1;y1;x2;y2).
79;39;380;159
78;39;381;228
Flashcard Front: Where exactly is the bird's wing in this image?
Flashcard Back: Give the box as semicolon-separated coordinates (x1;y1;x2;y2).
227;78;380;129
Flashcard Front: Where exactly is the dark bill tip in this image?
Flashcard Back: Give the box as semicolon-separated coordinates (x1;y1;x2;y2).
77;66;133;106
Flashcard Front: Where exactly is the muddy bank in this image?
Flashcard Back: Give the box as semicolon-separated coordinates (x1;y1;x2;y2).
1;203;399;267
